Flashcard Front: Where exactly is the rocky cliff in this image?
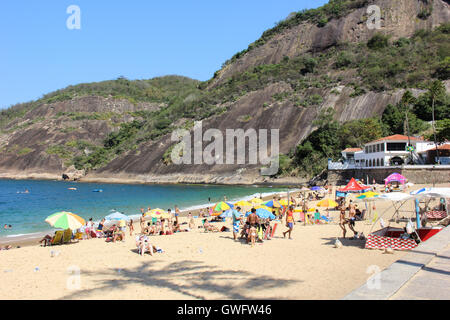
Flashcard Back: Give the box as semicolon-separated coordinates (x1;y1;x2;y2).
0;0;449;185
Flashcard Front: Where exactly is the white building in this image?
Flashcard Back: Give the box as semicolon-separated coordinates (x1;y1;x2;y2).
337;134;436;168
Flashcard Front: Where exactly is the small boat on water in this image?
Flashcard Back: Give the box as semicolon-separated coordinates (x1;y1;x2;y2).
68;188;77;190
93;189;103;193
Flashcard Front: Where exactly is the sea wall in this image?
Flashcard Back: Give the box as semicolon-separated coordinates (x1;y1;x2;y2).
327;166;450;185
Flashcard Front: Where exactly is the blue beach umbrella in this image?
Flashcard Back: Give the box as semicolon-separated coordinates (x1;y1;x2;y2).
245;208;276;220
220;209;239;218
263;200;283;208
310;186;322;191
105;210;131;221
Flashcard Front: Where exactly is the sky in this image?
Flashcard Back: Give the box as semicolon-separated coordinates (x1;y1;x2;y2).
0;0;328;110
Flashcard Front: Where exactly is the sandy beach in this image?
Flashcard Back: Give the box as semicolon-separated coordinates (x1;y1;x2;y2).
0;183;447;300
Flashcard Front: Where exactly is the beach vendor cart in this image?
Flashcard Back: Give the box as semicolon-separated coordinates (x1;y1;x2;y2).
364;189;448;251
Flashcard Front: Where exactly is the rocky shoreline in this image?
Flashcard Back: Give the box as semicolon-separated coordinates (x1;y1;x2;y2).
0;171;309;187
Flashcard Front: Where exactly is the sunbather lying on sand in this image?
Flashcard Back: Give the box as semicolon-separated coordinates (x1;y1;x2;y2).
203;219;220;232
0;245;12;250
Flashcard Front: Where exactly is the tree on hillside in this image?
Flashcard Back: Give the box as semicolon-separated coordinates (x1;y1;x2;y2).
429;80;447;163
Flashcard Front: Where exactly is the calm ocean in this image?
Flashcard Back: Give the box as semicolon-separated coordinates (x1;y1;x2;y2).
0;179;289;239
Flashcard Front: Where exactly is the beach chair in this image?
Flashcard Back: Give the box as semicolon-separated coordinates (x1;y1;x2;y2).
50;231;64;246
74;232;83;240
320;215;331;223
62;229;72;244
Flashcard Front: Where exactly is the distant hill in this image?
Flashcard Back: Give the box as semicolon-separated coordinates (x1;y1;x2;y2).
0;0;449;185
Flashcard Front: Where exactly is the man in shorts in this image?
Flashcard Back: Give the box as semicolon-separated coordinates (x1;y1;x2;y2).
232;207;242;241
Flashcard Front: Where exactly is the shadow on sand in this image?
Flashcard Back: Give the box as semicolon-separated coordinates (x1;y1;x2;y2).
60;259;300;300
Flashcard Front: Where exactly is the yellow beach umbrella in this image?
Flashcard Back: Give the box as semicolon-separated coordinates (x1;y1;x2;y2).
234;200;252;207
254;205;272;211
279;199;294;206
250;198;264;204
146;208;169;219
316;199;339;208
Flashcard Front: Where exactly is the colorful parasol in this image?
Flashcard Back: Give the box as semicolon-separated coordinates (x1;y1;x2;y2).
45;211;85;230
316;199;339;207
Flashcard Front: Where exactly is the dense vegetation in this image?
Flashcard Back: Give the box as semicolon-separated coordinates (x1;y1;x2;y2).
278;80;450;178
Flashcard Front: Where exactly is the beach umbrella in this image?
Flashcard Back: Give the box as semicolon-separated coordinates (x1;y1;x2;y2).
220;209;239;218
254;205;273;211
316;199;339;207
234;200;252;207
105;211;131;221
245;208;276;220
264;200;282;208
146;208;169;219
212;201;234;212
250;198;264;204
357;191;380;200
310;186;322;191
45;211;85;230
279;199;294;206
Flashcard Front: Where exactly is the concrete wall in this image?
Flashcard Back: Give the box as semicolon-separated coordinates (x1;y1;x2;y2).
328;167;450;186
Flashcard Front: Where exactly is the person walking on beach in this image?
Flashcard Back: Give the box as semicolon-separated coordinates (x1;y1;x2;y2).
339;208;358;239
283;206;295;240
232;207;242;241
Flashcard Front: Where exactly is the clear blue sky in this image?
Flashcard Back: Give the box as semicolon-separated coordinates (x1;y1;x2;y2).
0;0;327;109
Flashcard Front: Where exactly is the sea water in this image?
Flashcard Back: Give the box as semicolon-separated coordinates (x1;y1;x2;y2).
0;179;290;238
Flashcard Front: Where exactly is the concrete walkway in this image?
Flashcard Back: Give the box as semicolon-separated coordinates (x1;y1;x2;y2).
344;226;450;300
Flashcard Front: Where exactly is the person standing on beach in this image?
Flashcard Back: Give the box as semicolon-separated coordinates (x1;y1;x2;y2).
232;207;242;241
119;219;126;240
140;212;145;234
283;206;295;240
174;206;181;226
128;219;134;236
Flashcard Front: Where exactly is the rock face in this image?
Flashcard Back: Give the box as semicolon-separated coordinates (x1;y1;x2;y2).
0;96;158;176
0;0;449;184
212;0;450;87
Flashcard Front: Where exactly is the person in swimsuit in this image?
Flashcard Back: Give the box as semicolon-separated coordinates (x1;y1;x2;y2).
139;211;146;234
339;206;358;239
246;208;259;243
283;206;295;239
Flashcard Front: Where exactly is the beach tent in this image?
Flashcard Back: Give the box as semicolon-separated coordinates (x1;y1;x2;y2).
338;178;370;193
384;173;407;185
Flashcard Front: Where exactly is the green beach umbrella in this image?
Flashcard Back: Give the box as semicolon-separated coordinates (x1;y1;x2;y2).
45;211;85;230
